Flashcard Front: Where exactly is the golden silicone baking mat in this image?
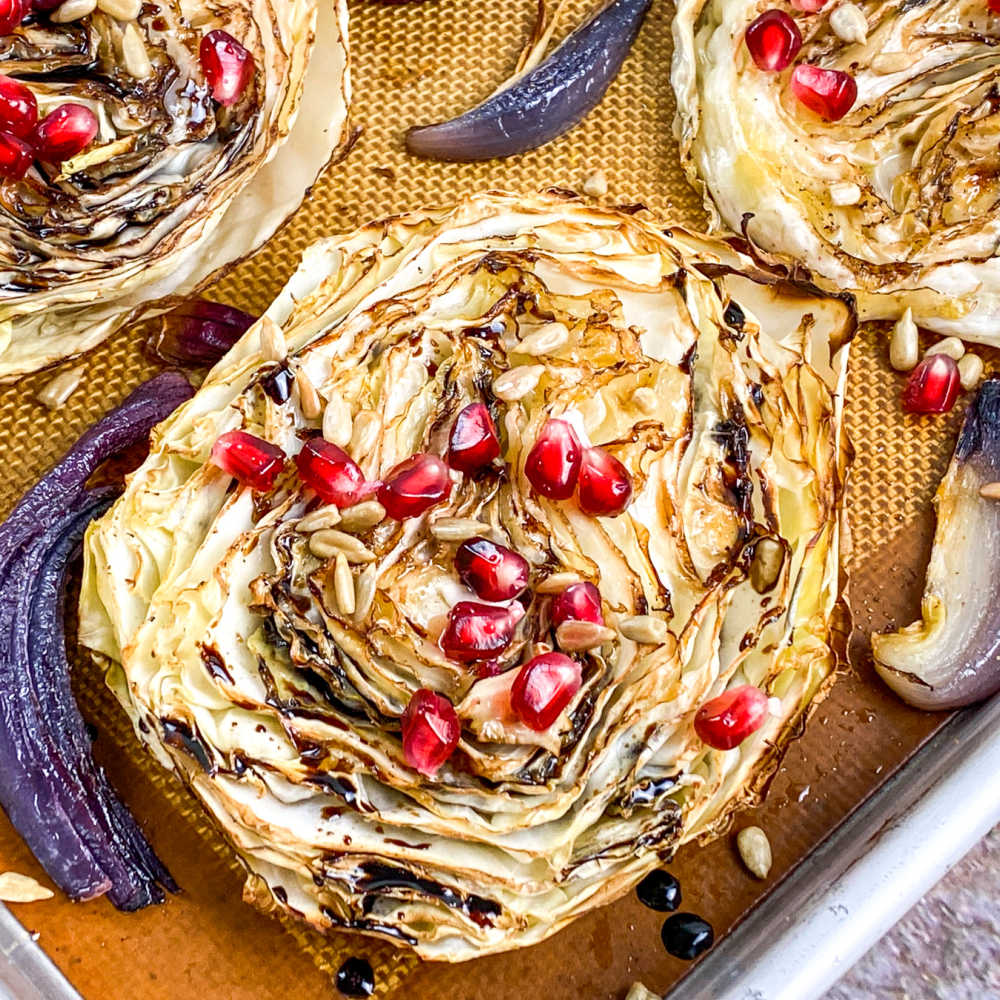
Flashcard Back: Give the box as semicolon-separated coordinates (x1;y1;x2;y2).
0;1;989;998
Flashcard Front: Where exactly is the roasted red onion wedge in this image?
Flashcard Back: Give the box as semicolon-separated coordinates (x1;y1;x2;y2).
873;379;1000;710
405;0;652;161
0;373;189;908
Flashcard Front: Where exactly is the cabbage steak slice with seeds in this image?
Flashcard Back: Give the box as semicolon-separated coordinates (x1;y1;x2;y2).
79;191;853;961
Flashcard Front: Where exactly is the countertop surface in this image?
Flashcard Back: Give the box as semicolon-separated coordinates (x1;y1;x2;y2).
825;824;1000;1000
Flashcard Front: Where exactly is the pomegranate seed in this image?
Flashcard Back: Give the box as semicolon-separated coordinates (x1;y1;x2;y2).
577;446;633;516
199;30;255;106
0;131;32;180
295;438;375;508
439;601;521;663
474;659;504;678
378;453;451;520
0;77;35;138
0;0;25;34
34;103;98;163
790;0;827;10
448;402;500;473
511;652;582;731
551;582;603;628
455;537;530;602
992;0;1000;12
790;65;857;121
694;685;769;750
525;418;582;500
401;688;460;777
211;429;286;492
744;10;802;72
901;353;961;414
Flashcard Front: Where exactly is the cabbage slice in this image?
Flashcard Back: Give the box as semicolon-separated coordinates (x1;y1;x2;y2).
672;0;1000;341
0;0;350;379
80;192;853;961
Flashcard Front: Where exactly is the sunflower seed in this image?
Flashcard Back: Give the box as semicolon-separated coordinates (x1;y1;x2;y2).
97;0;141;17
352;564;378;622
121;21;152;78
829;2;867;45
295;368;323;420
536;572;583;595
333;553;356;616
925;336;965;361
871;51;915;74
308;529;376;563
36;365;85;409
493;365;545;402
430;517;488;542
959;353;985;391
889;308;918;372
619;615;670;644
517;322;569;357
582;169;608;198
322;391;352;447
338;500;386;532
829;181;862;207
349;409;380;459
555;620;616;652
750;538;784;593
51;0;96;22
297;505;341;532
736;826;772;879
258;316;286;363
0;872;54;903
979;481;1000;500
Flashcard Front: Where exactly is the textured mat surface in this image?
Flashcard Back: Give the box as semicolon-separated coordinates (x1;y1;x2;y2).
0;1;988;997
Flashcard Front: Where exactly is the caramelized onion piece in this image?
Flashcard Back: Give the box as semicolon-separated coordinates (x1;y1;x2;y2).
0;373;190;907
405;0;652;161
873;379;1000;710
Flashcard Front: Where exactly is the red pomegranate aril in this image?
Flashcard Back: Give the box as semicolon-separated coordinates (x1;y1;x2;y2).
295;438;374;508
511;652;582;731
200;30;255;106
448;402;500;473
401;688;460;777
744;10;802;72
0;0;25;34
0;77;35;139
440;601;520;663
525;418;582;500
551;582;603;628
790;0;827;10
211;429;286;492
34;103;98;163
378;453;451;520
790;65;857;121
455;537;530;602
901;353;961;415
694;684;769;750
991;0;1000;13
577;446;633;517
0;131;32;180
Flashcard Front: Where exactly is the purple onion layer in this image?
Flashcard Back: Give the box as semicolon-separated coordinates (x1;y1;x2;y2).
0;372;192;908
405;0;652;162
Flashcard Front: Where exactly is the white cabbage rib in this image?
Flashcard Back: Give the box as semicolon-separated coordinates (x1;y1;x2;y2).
672;0;1000;342
0;0;350;380
79;192;852;961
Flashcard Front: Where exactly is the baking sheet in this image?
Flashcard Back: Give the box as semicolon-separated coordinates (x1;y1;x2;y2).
0;0;983;996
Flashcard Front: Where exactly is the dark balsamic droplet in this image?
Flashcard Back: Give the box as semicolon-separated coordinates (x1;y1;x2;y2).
261;364;294;403
723;301;745;329
336;957;375;998
636;870;681;912
661;912;714;960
